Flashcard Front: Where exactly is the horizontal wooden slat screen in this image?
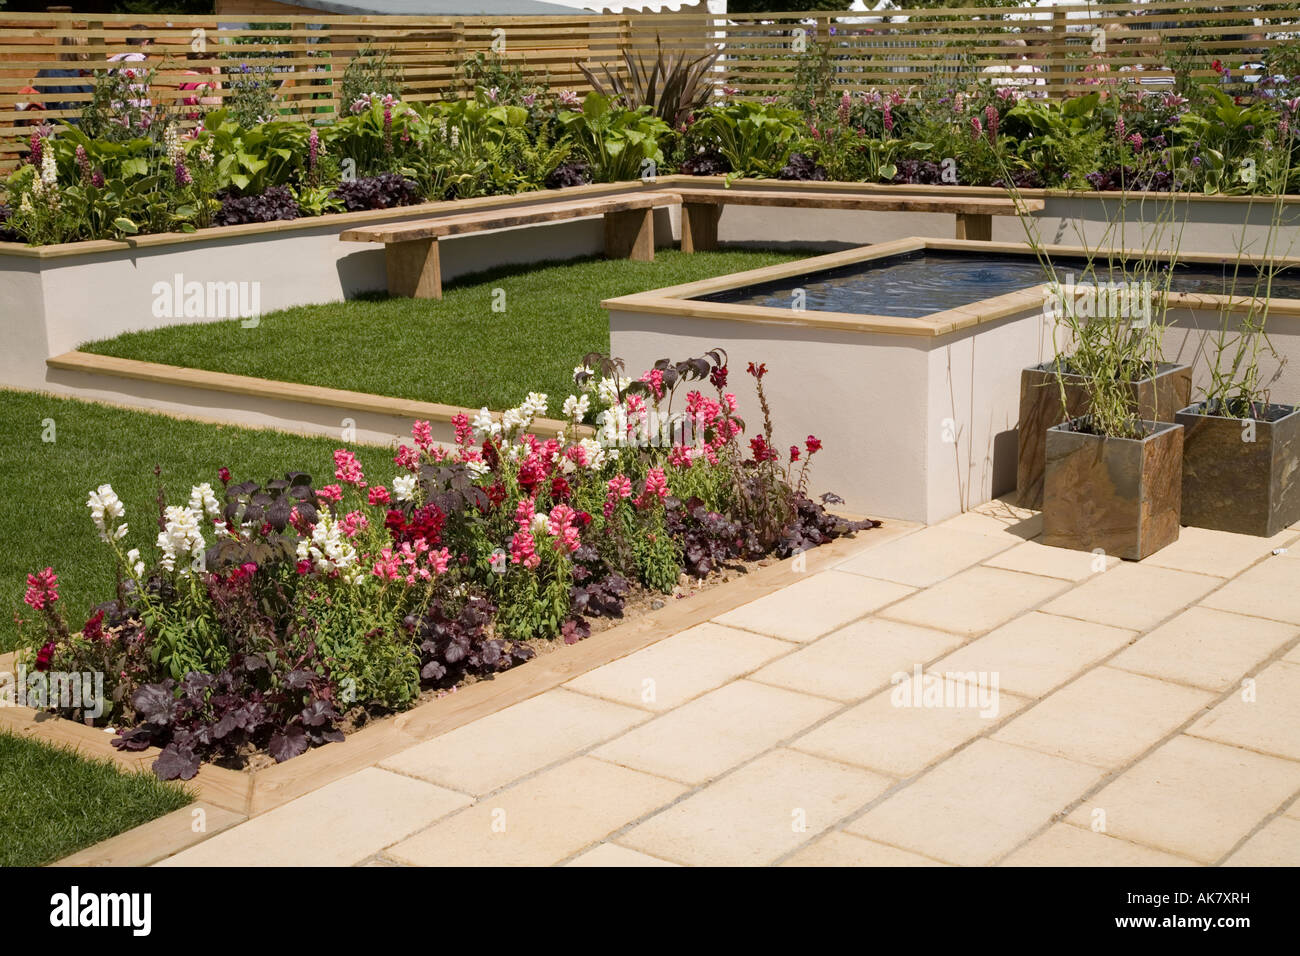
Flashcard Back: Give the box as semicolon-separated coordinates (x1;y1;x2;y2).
1;4;1297;172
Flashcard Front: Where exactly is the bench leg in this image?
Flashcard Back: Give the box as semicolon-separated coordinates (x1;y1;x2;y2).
604;208;655;261
386;237;442;299
680;202;721;253
954;213;993;241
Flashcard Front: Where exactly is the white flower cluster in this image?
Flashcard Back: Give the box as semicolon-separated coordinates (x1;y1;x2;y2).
157;505;205;574
296;510;362;583
392;474;417;502
126;547;145;579
562;393;590;423
31;149;59;206
86;483;128;543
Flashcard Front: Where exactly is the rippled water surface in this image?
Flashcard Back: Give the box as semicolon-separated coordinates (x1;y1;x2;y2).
694;250;1300;317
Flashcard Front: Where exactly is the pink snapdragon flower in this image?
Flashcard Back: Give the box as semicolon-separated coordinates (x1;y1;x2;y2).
333;449;366;487
604;474;633;519
317;484;343;503
636;467;668;509
23;567;59;611
393;444;420;471
411;420;434;451
547;504;581;553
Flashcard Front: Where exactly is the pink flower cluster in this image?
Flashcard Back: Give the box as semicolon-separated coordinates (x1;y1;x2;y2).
333;449;366;488
636;467;668;509
547;504;581;553
373;539;450;583
23;567;59;610
604;475;633;519
510;497;540;569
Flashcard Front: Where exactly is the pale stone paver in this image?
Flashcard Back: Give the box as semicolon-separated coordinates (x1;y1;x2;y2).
386;756;685;867
157;768;470;867
563;622;791;712
749;617;964;702
379;688;647;795
1143;525;1299;578
791;678;1029;777
983;539;1119;581
617;749;892;866
847;739;1103;866
1201;556;1300;625
1286;800;1300;821
591;680;839;784
565;843;680;867
879;566;1070;637
935;502;1041;541
834;526;1013;587
1109;606;1299;692
714;569;914;642
1064;735;1300;863
992;666;1213;769
1186;660;1300;761
780;832;951;867
1287;645;1300;665
1221;816;1300;866
1043;563;1221;632
998;823;1200;867
928;611;1136;698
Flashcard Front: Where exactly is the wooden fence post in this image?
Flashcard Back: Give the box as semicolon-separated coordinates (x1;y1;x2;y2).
1049;7;1068;99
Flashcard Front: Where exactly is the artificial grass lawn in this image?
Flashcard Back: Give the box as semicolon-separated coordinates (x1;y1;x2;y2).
0;732;192;867
82;249;806;411
0;389;384;653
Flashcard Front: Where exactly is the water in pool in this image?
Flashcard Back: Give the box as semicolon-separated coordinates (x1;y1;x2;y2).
694;250;1300;317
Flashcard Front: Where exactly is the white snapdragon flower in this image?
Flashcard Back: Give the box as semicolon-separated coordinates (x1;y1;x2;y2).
187;483;222;520
156;505;205;575
562;394;590;422
501;407;526;435
86;484;128;543
522;392;548;418
596;376;629;407
40;149;57;187
471;407;501;442
578;438;606;470
465;459;490;479
392;474;417;502
126;547;145;579
529;512;550;535
295;510;362;583
573;364;594;386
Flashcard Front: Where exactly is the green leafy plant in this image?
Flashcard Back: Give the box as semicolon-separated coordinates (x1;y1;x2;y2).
578;34;721;127
689;100;807;178
557;92;669;182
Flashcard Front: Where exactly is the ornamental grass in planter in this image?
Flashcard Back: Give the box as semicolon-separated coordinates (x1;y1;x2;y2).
1177;180;1300;537
14;350;875;780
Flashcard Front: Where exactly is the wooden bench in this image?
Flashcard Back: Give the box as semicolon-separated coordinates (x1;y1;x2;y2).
339;192;679;299
669;188;1045;251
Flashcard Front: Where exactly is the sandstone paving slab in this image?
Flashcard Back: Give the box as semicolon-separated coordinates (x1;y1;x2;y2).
565;843;679;867
935;501;1042;541
780;831;951;867
1186;660;1300;761
1064;735;1300;863
157;768;471;867
998;823;1199;867
791;677;1029;778
386;756;685;867
982;539;1119;581
1143;525;1300;579
563;622;791;713
992;666;1214;769
1221;816;1300;866
1201;556;1300;625
749;617;964;703
834;525;1014;588
1042;563;1221;633
617;749;892;866
1287;645;1300;664
380;688;648;795
878;566;1071;637
1109;606;1299;692
713;570;914;643
847;739;1103;866
928;611;1136;699
591;680;840;785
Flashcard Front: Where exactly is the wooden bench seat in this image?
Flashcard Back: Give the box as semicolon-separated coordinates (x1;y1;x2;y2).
670;187;1045;250
340;192;679;299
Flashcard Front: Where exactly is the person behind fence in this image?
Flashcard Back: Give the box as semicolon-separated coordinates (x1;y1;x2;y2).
107;25;153;115
34;34;93;122
178;50;223;121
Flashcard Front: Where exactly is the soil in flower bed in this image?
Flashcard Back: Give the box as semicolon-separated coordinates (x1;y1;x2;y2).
17;351;876;780
79;249;806;411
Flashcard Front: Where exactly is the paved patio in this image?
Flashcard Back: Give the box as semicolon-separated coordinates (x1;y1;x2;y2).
158;500;1300;867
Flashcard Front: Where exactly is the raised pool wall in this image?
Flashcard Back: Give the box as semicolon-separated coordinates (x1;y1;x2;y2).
606;237;1300;524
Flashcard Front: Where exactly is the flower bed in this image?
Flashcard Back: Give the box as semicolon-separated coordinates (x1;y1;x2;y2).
15;352;875;780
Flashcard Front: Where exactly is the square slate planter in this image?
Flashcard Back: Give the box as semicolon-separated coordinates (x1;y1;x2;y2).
1017;361;1191;509
1042;418;1183;561
1175;402;1300;537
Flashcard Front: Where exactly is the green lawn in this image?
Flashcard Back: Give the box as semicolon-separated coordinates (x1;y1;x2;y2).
81;249;806;411
0;732;192;866
0;390;385;652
